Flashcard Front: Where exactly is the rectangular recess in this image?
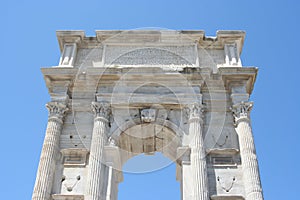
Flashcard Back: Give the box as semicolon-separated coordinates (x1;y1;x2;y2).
211;156;235;165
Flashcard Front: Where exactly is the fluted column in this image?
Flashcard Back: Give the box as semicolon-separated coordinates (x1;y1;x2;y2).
185;103;209;200
32;102;68;200
232;102;263;200
86;101;111;200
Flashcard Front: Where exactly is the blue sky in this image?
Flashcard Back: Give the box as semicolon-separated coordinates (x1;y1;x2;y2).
1;0;300;199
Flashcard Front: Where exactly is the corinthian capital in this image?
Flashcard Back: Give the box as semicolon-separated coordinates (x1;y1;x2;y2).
231;101;253;122
46;102;68;122
91;101;111;120
184;103;204;121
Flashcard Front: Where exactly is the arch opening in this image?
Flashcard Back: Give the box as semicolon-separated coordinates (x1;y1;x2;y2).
105;119;185;200
117;123;182;173
118;153;181;200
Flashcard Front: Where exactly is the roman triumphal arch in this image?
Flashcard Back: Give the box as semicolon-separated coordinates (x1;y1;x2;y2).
32;29;264;200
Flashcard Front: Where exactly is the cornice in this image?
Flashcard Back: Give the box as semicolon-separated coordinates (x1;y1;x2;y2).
56;30;245;51
218;67;258;94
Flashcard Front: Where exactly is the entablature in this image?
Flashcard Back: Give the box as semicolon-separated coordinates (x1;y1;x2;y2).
41;66;257;102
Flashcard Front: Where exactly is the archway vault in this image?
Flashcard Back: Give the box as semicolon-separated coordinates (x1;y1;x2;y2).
107;118;185;168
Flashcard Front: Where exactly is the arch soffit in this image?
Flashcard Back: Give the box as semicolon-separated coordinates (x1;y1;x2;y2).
110;117;185;141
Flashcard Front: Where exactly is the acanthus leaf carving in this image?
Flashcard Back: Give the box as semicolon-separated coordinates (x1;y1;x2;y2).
46;102;68;122
231;101;253;124
91;101;111;121
184;102;204;121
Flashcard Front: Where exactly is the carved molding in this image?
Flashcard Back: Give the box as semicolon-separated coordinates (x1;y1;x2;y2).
61;148;89;167
211;156;236;166
91;101;111;121
231;101;253;124
46;102;68;122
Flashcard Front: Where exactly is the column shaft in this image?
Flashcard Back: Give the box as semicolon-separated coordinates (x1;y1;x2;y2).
186;103;209;200
32;102;68;200
86;102;111;200
233;102;263;200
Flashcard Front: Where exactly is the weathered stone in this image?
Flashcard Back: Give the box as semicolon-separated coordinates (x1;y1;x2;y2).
33;30;263;200
32;102;68;200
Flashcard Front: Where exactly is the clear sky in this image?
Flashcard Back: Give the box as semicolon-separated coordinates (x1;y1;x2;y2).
1;0;300;199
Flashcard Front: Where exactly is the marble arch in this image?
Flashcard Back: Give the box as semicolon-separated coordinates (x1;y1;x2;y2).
32;30;264;200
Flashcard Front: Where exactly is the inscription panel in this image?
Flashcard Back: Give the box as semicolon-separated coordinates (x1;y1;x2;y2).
105;45;196;66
